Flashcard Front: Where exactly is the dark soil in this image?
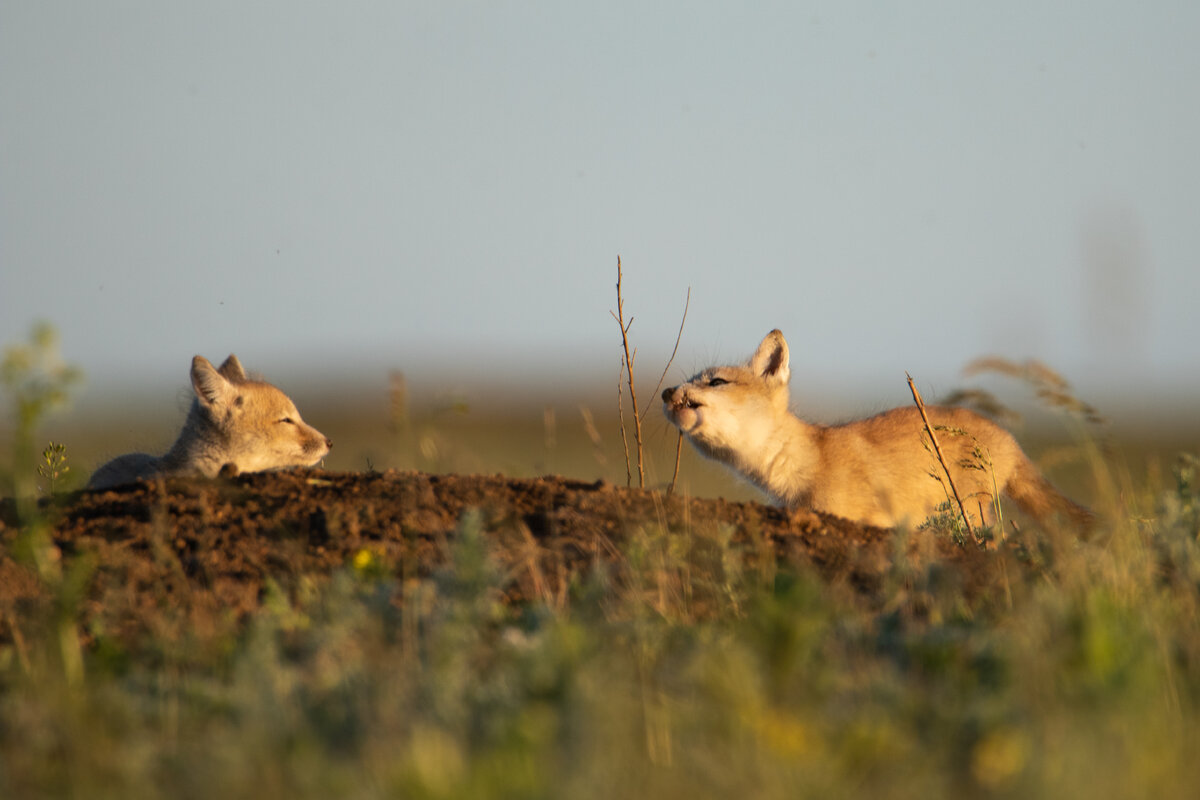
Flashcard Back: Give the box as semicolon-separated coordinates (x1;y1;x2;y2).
0;470;1002;649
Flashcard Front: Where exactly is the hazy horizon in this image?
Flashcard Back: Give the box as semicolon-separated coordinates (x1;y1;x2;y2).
4;3;1198;431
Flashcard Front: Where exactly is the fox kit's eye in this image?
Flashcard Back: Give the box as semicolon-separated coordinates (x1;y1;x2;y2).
708;377;729;387
279;417;295;425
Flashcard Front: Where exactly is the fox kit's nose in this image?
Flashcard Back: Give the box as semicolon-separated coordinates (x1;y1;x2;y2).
662;387;675;402
325;437;333;449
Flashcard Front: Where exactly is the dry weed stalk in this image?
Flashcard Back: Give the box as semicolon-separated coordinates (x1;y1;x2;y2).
963;356;1106;425
644;287;690;423
579;406;608;467
938;387;1021;426
612;256;645;487
669;433;685;497
960;354;1112;520
616;356;634;487
906;372;974;538
611;257;691;490
655;287;690;496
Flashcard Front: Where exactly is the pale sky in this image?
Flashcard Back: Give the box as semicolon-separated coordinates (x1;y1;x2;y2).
3;3;1198;414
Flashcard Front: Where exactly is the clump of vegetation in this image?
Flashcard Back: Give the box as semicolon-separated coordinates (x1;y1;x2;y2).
2;467;1199;799
2;326;1198;798
1;322;82;499
36;441;70;496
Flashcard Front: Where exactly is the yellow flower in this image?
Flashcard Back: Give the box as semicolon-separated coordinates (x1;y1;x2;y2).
352;548;378;574
971;727;1030;788
755;709;812;758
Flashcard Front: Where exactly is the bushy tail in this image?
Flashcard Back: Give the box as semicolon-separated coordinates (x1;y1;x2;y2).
1004;456;1095;535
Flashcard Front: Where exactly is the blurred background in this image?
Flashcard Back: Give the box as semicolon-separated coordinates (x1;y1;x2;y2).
2;3;1197;495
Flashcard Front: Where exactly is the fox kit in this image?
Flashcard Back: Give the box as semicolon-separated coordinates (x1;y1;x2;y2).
662;330;1092;531
87;355;332;490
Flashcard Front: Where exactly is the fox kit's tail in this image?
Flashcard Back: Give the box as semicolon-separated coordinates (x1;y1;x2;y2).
1004;456;1095;534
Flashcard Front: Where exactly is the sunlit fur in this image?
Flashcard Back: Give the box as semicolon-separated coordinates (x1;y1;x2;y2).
663;330;1092;530
88;355;331;489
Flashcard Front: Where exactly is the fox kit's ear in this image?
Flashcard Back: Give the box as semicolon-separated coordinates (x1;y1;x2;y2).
191;356;237;409
217;354;248;383
749;329;790;383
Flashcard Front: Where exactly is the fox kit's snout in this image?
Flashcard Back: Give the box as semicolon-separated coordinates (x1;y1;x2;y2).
662;329;792;461
88;355;331;489
664;329;1092;532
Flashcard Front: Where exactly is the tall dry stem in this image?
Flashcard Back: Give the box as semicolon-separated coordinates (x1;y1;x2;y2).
907;372;974;538
668;432;684;497
611;258;692;490
643;287;690;423
616;356;634;487
612;256;645;487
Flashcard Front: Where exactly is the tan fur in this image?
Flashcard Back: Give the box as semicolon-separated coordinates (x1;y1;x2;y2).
87;355;332;489
663;330;1092;531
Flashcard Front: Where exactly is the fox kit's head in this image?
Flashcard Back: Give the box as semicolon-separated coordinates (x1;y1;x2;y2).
662;329;792;464
191;355;332;474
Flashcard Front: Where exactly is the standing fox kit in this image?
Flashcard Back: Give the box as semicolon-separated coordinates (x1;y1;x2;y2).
88;355;332;490
662;330;1092;530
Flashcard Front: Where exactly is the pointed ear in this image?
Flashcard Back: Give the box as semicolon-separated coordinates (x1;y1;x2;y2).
191;356;237;408
217;354;247;382
748;329;790;383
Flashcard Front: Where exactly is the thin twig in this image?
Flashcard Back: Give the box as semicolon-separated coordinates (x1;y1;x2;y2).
906;373;974;538
667;430;684;497
617;356;632;487
655;287;691;496
613;256;645;487
642;286;691;423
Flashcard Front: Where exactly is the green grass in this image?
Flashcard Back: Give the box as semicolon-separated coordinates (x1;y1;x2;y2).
3;464;1200;799
4;324;1200;798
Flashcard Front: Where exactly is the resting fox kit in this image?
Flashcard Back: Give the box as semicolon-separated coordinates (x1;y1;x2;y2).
88;355;332;490
662;330;1092;530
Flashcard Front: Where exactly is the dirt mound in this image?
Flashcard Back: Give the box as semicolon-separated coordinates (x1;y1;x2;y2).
0;470;994;648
